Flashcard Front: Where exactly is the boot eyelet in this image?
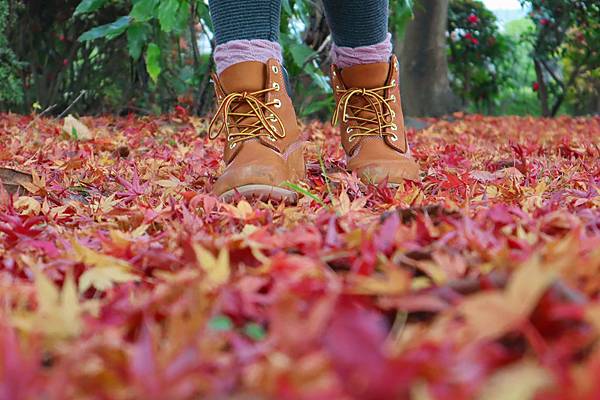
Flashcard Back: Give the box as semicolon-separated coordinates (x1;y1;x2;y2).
348;136;356;143
273;99;282;108
391;79;396;85
268;114;277;121
390;94;396;103
346;127;353;133
391;123;398;131
272;65;279;73
273;82;280;91
390;134;399;142
391;110;396;118
268;135;277;142
229;142;237;149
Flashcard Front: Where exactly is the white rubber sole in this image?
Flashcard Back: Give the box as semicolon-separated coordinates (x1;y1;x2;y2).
219;184;298;203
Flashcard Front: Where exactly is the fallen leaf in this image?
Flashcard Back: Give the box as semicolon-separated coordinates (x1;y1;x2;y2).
476;360;553;400
79;265;139;293
62;115;92;141
0;167;33;194
193;244;230;288
12;272;82;339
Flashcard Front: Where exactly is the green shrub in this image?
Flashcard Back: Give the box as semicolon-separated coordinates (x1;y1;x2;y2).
73;0;413;118
494;18;541;116
447;0;511;113
520;0;600;116
0;0;24;109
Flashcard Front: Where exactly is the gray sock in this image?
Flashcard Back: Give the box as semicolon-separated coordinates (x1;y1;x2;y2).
209;0;282;45
322;0;390;47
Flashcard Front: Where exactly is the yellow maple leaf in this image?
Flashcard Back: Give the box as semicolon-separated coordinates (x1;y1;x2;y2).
71;240;139;293
223;200;254;219
79;265;139;293
71;240;132;269
193;244;230;288
156;178;183;188
12;272;82;340
96;193;118;213
460;254;561;342
348;268;410;296
476;360;553;400
14;196;41;215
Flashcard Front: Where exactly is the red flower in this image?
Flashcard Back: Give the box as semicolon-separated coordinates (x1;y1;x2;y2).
59;34;65;42
533;82;540;92
174;105;188;119
540;18;550;25
63;59;69;66
464;33;478;45
468;14;479;24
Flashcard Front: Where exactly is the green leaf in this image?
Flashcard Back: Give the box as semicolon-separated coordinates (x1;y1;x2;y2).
127;23;148;60
78;16;131;42
157;0;178;32
283;182;329;209
158;0;190;33
243;322;266;341
146;42;162;82
390;0;414;41
209;315;233;331
196;2;212;30
288;42;315;68
131;0;159;22
281;0;292;15
178;65;196;85
300;97;334;118
74;0;108;15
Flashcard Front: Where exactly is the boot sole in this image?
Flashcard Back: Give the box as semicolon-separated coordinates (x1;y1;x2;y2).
219;184;298;203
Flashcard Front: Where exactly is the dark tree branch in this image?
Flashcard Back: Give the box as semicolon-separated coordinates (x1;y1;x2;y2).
550;50;591;117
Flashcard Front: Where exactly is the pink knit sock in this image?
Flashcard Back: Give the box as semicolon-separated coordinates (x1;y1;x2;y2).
330;33;393;68
214;39;283;75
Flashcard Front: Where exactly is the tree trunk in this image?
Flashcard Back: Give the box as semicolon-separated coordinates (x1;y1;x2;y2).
397;0;459;117
534;59;550;117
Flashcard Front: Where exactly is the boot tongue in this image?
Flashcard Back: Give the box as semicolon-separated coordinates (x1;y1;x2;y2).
340;62;390;89
219;61;267;94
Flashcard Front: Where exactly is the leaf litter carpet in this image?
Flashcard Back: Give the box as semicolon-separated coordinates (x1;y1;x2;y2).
0;113;599;400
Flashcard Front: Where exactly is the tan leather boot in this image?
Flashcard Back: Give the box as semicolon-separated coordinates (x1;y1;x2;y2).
330;55;420;185
209;59;305;201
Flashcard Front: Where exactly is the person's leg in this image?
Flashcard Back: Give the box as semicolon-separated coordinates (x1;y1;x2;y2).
209;0;283;74
322;0;420;185
322;0;392;68
207;1;305;201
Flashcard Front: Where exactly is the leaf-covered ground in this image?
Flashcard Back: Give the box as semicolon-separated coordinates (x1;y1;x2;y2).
0;112;599;399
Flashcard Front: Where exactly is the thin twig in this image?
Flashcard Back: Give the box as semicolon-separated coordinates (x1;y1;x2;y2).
55;90;87;120
20;104;57;135
317;147;335;205
301;35;331;69
539;59;564;88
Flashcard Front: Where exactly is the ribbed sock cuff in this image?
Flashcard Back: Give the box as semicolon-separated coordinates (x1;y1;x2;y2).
330;33;393;69
209;0;281;45
214;39;283;75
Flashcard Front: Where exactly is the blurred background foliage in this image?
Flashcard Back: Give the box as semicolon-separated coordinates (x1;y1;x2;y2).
0;0;597;117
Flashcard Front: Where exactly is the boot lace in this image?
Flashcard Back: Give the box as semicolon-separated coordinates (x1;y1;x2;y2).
209;86;285;149
332;83;399;143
